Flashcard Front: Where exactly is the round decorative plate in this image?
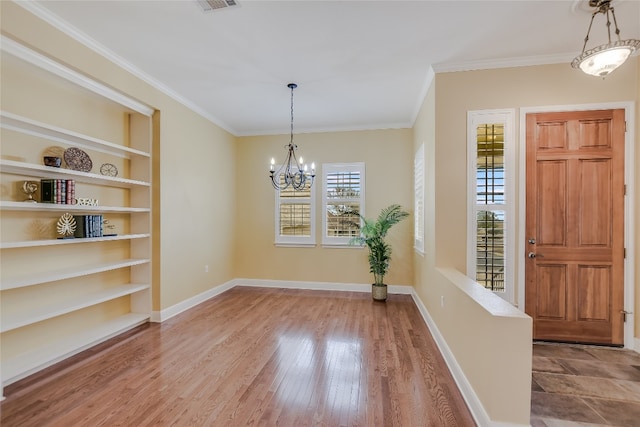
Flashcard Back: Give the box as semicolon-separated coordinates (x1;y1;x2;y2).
64;147;92;172
100;163;118;177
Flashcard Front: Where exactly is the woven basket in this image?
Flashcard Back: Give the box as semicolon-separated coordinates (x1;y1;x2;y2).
371;284;388;301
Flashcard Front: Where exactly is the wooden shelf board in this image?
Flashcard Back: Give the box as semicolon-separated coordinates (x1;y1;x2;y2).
1;258;150;291
0;111;150;159
1;312;150;385
1;283;150;332
0;159;150;188
0;201;150;213
1;233;150;249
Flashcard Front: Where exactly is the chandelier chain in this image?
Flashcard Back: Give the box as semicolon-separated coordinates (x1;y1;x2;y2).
290;84;295;146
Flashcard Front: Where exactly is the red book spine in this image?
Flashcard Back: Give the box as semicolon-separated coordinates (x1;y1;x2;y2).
56;179;61;204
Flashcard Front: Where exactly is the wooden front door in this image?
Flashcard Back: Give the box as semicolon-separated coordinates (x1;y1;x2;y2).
525;109;625;345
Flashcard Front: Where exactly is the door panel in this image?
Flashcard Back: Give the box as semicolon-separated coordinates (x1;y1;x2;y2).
536;265;567;319
525;109;625;345
579;159;611;246
577;266;611;321
537;160;567;246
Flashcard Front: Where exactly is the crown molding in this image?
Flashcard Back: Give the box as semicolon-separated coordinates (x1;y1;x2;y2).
433;53;576;74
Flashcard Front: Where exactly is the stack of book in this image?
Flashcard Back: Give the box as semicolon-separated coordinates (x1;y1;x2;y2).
73;215;104;238
40;179;75;204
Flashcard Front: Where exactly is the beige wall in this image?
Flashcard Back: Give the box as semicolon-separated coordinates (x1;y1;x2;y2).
1;2;238;311
413;79;533;425
435;61;638;321
235;129;414;286
412;61;639;424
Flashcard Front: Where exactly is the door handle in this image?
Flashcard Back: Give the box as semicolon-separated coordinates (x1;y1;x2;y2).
528;252;544;258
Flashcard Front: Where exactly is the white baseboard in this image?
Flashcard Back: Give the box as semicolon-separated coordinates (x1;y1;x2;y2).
409;290;491;427
151;279;413;323
235;278;413;295
635;338;640;354
409;290;530;427
151;279;236;322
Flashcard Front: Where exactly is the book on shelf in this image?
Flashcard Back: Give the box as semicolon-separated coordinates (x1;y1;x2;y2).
40;179;75;204
73;214;104;238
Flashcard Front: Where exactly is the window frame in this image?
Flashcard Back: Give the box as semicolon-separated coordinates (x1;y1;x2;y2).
414;144;425;254
321;162;365;247
466;109;516;303
274;167;316;247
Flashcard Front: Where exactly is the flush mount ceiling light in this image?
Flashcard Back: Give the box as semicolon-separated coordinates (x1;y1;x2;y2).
269;83;315;191
571;0;640;77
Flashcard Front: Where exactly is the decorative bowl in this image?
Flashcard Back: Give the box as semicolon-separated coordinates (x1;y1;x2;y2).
44;156;62;167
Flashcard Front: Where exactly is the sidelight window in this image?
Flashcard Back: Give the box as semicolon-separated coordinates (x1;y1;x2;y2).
467;110;515;302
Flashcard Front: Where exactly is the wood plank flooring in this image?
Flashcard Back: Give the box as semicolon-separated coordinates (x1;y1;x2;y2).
1;287;475;426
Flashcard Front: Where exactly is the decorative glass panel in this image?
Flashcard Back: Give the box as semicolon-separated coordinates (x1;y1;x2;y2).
476;210;505;291
476;124;505;204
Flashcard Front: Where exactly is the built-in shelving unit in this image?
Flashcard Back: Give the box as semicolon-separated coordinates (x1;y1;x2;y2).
0;36;154;393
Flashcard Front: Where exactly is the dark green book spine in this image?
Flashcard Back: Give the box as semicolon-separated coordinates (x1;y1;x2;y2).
74;215;86;238
40;179;55;203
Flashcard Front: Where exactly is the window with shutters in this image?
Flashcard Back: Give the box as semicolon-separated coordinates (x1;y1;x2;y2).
467;110;515;303
322;163;365;246
274;171;316;246
414;144;425;254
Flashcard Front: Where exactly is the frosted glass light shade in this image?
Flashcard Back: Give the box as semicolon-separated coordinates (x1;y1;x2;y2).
572;40;640;77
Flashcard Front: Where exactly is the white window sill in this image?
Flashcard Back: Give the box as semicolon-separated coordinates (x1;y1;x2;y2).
321;244;363;249
274;243;317;248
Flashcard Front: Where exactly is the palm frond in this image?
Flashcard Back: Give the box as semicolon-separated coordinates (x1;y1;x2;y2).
349;204;409;285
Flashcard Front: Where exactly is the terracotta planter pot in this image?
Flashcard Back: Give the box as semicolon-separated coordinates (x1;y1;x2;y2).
371;284;387;301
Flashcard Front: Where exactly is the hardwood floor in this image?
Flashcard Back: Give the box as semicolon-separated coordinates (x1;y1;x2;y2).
1;287;475;426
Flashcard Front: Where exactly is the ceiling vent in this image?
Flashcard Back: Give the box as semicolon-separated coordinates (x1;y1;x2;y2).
197;0;239;12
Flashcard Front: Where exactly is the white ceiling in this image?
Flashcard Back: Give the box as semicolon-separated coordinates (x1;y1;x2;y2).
23;0;640;136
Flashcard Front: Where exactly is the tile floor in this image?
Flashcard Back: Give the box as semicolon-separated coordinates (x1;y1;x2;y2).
531;342;640;426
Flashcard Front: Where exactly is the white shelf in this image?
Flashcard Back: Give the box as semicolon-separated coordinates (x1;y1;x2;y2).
1;283;150;332
1;258;150;291
0;111;150;159
1;36;153;117
0;233;150;249
0;201;150;213
0;159;150;188
1;312;149;385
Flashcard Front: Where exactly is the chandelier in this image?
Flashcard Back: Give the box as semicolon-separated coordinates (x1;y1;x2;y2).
571;0;640;77
269;83;315;191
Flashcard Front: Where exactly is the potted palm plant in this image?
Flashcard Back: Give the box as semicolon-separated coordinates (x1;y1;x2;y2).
350;204;409;301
